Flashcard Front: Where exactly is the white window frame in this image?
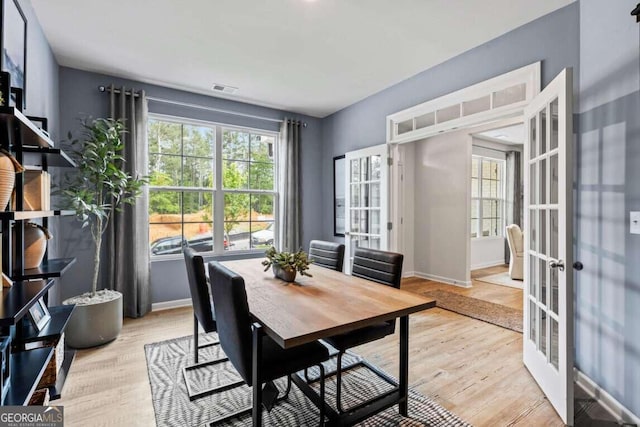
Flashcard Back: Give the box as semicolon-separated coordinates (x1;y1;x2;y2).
471;155;506;240
148;113;279;260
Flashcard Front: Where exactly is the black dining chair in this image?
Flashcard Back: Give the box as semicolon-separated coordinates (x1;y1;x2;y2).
183;247;243;401
322;247;404;413
309;240;345;272
207;261;330;426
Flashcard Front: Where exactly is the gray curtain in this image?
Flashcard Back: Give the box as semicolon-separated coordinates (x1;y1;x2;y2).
504;150;522;264
108;85;151;318
278;118;301;252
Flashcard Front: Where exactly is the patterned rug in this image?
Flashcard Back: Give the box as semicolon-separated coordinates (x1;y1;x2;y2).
422;290;523;333
144;334;472;426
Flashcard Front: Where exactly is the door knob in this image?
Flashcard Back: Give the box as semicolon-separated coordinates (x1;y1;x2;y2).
549;259;565;271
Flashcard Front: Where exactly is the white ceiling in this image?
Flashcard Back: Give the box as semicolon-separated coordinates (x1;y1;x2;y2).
475;123;525;145
31;0;573;118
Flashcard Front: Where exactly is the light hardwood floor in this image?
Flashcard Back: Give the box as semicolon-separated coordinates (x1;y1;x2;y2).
57;266;564;426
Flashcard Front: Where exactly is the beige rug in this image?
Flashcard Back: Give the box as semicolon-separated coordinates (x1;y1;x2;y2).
422;289;523;333
475;271;523;289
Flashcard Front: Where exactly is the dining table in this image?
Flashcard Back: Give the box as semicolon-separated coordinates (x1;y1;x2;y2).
221;259;436;426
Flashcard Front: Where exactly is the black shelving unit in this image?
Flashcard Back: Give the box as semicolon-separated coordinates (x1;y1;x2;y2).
0;108;77;405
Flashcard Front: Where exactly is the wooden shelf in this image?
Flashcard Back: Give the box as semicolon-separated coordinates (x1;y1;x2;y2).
4;347;53;406
0;280;54;327
0;107;54;148
20;305;75;344
13;258;77;281
22;146;76;168
49;348;76;400
0;210;75;220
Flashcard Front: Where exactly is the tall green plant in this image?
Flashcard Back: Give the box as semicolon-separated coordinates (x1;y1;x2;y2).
63;118;147;297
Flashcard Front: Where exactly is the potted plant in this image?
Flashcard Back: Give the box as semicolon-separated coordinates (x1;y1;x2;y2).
61;118;147;348
262;246;313;282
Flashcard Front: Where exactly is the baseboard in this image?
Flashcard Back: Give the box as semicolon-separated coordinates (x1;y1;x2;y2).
470;260;506;270
152;298;192;312
411;271;472;288
574;368;640;425
403;271;416;278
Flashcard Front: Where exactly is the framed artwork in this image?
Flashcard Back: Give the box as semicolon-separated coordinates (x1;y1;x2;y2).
1;0;27;109
27;297;50;331
333;155;345;236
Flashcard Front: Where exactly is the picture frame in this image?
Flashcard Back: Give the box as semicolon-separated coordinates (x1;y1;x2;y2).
1;0;27;109
27;297;50;331
333;155;346;236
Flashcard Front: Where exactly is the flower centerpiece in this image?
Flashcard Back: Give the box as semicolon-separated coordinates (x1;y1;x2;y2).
262;246;313;282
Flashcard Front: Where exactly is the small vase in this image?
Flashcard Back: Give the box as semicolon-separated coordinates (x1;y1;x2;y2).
273;265;297;282
13;222;52;269
0;150;24;211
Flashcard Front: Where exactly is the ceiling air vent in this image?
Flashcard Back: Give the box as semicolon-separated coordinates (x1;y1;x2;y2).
212;83;238;94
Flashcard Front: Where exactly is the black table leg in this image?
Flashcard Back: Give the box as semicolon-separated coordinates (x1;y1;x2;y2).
399;315;409;416
252;324;263;427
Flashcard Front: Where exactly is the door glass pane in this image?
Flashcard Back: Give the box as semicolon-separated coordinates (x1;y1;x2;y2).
550;98;559;150
361;184;369;206
360;210;369;234
539;210;547;256
540;108;547;155
369;237;381;250
351;184;360;207
371;155;381;180
359;235;370;249
529;209;536;251
551;317;559;369
397;119;414;135
350;236;358;257
539;306;547;356
350;210;359;233
540;158;547;204
351;159;360;183
370;182;380;207
530;163;536;204
550;154;559;204
370;210;380;235
529;255;537;298
529;299;537;343
539;257;547;307
551;267;559;315
550;209;559;260
530;117;537;158
361;158;370;181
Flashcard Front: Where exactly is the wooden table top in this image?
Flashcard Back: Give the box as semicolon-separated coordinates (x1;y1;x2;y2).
220;260;436;349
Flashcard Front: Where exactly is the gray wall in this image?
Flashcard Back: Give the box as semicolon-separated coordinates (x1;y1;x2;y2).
320;3;580;242
413;131;471;285
56;67;322;304
575;0;640;416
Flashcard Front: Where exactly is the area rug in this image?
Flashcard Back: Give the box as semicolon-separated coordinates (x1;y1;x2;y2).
422;290;523;333
475;272;523;289
145;334;472;426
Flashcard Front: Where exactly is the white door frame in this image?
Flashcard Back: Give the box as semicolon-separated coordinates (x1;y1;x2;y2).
344;144;389;274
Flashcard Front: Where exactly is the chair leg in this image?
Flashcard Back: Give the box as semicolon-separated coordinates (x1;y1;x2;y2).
318;364;326;426
335;351;347;413
194;315;199;364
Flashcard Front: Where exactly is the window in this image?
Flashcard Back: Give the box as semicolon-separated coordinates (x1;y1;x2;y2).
148;116;277;257
471;156;505;238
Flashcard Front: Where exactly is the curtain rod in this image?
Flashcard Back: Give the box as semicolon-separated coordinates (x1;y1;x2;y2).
98;85;307;127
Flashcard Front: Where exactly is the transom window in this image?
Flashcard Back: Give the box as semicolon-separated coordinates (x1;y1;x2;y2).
471;156;505;238
148;116;277;257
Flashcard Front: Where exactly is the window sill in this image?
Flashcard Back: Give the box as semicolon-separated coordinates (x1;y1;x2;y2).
151;250;266;263
471;236;505;241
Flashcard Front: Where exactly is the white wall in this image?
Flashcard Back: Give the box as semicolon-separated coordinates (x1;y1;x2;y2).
413;131;471;286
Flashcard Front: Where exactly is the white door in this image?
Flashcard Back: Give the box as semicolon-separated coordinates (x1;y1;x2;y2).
523;68;574;425
344;144;388;274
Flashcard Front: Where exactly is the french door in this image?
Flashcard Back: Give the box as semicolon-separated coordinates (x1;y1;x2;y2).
344;144;388;274
523;68;574;425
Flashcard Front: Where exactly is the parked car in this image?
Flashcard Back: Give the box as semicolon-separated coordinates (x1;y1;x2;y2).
251;223;274;246
150;234;229;255
150;236;186;255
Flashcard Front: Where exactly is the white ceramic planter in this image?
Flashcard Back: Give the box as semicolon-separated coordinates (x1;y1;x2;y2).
63;290;123;349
